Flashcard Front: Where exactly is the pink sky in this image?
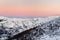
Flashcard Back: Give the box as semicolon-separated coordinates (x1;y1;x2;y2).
0;0;60;17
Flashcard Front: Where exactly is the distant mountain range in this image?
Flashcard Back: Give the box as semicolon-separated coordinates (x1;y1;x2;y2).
0;16;60;40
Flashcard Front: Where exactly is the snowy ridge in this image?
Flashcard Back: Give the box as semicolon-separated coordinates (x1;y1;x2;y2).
0;16;59;40
0;16;59;31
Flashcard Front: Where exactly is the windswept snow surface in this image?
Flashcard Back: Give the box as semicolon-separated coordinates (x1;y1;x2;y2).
0;16;60;40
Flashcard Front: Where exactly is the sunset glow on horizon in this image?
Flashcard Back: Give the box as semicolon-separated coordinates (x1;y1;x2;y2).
0;0;60;17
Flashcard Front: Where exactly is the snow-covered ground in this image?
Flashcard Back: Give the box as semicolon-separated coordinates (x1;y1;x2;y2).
0;16;60;40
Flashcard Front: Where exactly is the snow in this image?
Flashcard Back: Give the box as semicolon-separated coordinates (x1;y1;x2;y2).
40;34;60;40
0;16;60;40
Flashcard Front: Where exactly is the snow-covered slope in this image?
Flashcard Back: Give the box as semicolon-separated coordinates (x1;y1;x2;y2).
8;16;60;40
0;16;59;40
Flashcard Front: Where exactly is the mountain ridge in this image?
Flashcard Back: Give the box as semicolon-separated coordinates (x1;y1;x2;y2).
0;16;60;40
